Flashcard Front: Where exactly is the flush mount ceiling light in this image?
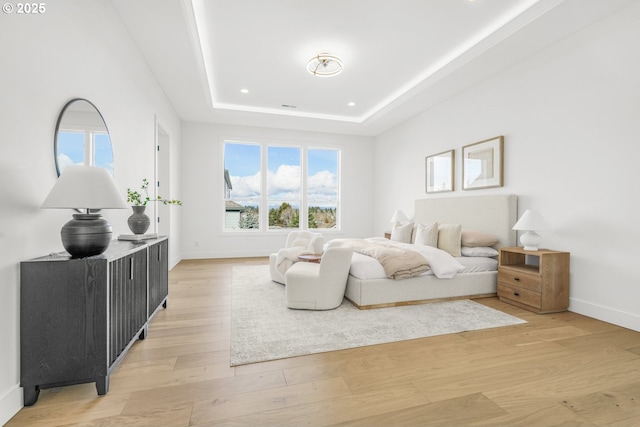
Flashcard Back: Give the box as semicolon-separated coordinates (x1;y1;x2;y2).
306;53;343;77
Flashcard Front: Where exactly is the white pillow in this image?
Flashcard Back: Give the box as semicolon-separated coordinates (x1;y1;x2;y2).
437;223;462;257
414;222;438;247
390;221;413;243
461;246;499;257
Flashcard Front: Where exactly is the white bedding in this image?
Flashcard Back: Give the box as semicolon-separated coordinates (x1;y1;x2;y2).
348;237;497;280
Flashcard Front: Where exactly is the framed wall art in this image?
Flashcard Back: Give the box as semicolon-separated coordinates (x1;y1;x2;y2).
462;136;504;190
425;149;454;193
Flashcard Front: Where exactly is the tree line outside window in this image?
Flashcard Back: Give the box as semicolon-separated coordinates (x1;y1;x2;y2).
223;141;339;231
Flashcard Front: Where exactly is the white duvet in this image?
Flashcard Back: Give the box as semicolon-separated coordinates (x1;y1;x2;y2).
347;237;497;280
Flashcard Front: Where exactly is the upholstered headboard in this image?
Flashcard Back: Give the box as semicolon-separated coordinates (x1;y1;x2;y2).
414;195;518;248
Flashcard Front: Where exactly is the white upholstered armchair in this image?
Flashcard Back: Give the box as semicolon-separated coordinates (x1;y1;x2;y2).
285;245;354;310
269;230;325;284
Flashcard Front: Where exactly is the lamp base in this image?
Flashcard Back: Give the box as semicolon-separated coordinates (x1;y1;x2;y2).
519;231;541;251
61;213;113;258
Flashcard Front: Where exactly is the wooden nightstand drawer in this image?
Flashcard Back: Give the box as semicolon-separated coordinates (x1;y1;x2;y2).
498;269;541;292
498;283;541;309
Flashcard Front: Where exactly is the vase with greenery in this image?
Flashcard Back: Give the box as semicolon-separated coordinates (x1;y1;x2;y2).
126;178;181;234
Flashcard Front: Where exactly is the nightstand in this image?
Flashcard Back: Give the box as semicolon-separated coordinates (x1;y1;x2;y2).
498;246;570;314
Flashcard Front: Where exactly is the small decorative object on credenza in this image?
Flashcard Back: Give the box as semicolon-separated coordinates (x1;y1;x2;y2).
41;165;128;258
512;209;550;251
118;232;159;242
122;178;181;238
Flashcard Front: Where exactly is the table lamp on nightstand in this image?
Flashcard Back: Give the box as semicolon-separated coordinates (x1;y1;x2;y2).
512;209;550;251
390;209;409;224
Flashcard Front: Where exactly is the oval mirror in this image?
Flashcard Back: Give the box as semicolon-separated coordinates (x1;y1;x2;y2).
54;98;114;176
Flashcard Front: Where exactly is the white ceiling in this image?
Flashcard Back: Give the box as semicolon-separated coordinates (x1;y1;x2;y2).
111;0;631;136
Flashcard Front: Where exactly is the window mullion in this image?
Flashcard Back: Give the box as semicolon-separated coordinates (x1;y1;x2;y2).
301;146;307;230
261;144;268;232
85;131;92;166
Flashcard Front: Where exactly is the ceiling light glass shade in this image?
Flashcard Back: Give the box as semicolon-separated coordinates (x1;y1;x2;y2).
42;166;128;258
306;53;343;77
512;209;550;251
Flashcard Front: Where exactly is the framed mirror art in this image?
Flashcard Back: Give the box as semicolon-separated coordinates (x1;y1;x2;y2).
54;98;114;176
425;149;454;193
462;136;504;190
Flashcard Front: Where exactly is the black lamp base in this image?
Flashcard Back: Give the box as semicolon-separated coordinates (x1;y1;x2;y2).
61;213;113;258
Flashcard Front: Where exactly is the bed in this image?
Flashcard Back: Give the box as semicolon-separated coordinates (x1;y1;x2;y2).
343;194;518;309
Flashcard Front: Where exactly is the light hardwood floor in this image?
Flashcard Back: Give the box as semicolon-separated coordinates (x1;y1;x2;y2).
7;257;640;427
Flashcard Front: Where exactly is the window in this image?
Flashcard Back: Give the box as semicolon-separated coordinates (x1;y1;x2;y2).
307;148;338;229
93;132;114;173
223;141;339;232
56;130;113;175
223;143;261;230
56;131;85;170
268;146;301;230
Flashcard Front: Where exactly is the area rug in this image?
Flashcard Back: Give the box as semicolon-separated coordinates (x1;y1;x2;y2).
230;265;526;366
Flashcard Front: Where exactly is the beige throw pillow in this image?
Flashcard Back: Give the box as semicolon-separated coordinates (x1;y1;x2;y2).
461;229;499;247
390;221;413;243
438;223;462;257
414;222;438;247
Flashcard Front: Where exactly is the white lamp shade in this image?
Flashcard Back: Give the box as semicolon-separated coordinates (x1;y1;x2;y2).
42;165;128;210
513;209;550;251
390;209;409;223
512;209;550;231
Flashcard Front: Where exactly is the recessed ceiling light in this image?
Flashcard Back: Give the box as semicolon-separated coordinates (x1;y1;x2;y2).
240;88;249;94
347;102;356;107
306;53;343;77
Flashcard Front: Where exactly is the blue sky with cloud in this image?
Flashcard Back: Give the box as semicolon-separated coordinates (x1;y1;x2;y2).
225;143;337;203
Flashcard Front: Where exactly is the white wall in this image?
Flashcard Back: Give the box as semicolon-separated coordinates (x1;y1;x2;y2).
373;3;640;330
180;122;374;259
0;0;182;423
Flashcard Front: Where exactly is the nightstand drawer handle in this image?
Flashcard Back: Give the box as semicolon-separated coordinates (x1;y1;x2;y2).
514;292;520;297
514;277;520;281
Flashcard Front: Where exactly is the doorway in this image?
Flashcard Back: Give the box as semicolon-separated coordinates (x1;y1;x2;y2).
155;122;171;237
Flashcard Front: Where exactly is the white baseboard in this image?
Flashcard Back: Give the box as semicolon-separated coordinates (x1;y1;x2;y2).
181;250;270;260
0;384;22;426
570;298;640;332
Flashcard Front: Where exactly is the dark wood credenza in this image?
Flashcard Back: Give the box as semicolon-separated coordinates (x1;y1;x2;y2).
20;237;169;406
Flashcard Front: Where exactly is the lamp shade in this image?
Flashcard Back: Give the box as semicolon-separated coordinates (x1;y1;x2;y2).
512;209;550;231
42;166;127;258
42;165;128;210
512;209;550;251
390;209;409;223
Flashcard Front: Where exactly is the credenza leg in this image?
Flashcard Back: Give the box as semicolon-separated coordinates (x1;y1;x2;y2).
139;324;148;340
23;385;40;406
96;375;109;396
